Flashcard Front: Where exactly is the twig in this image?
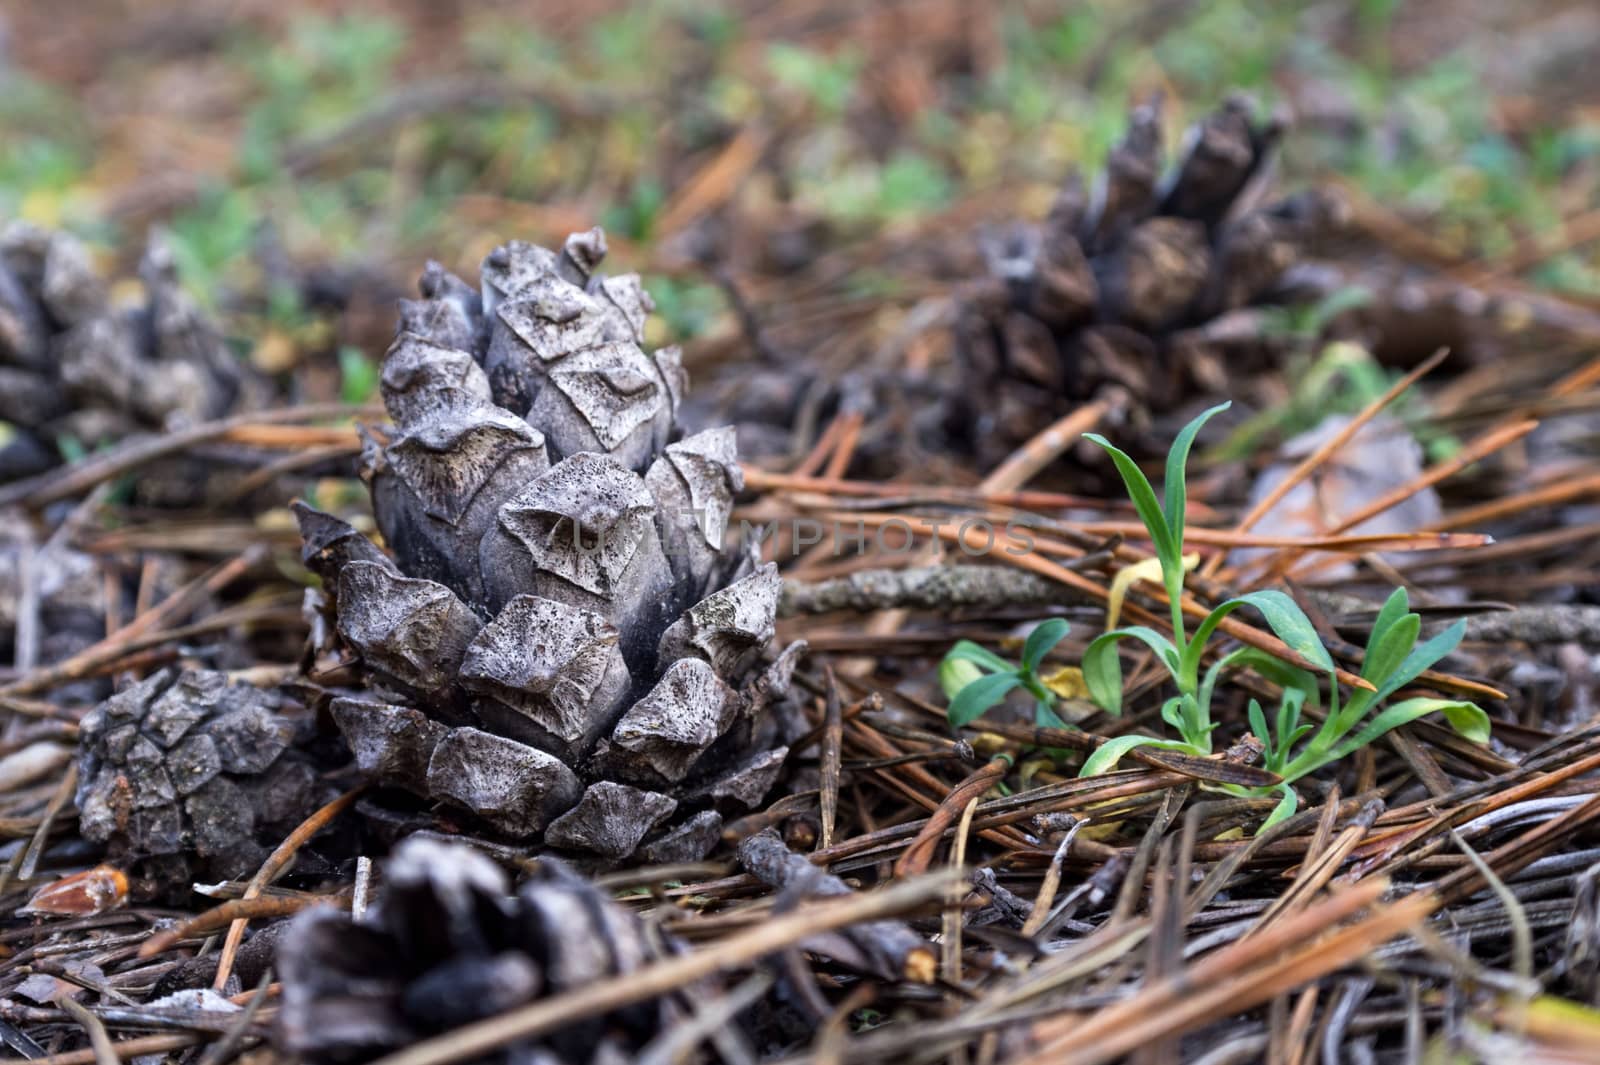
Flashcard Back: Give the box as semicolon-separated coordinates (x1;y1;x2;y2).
780;565;1088;615
208;785;367;990
139;894;337;949
980;401;1111;495
943;798;980;985
17;764;77;881
51;999;117;1065
820;670;842;850
895;756;1011;878
1020;818;1085;939
0;403;379;510
0;1034;203;1065
633;970;773;1065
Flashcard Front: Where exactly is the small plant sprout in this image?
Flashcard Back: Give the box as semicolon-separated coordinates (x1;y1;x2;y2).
1072;404;1490;828
1219;586;1490;828
937;403;1492;831
941;618;1074;731
1077;402;1339;773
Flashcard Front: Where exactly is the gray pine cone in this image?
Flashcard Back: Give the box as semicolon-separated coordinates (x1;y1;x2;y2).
297;228;802;861
75;669;322;888
277;836;672;1065
952;94;1345;458
0;222;240;483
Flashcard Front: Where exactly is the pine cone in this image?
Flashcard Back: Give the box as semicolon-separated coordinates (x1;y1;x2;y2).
75;669;324;891
277;836;671;1064
0;222;241;484
0;508;104;678
950;94;1344;459
297;228;803;861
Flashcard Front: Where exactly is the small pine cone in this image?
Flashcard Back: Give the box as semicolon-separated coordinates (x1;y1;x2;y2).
0;508;104;678
75;669;324;893
277;836;672;1064
950;94;1346;460
0;222;242;485
297;228;803;862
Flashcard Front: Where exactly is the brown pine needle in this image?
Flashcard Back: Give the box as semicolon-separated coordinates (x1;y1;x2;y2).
137;894;339;956
1208;347;1450;578
1265;418;1537;584
194;785;367;990
980;400;1110;495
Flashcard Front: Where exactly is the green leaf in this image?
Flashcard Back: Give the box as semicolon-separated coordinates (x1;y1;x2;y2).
947;672;1022;729
1083;627;1181;714
1083;433;1176;568
939;656;985;702
1438;699;1492;744
1363;588;1414;678
1160;695;1189;733
1276;688;1304;748
944;640;1014;674
1161;401;1230;551
1035;699;1071;730
1326;697;1489;764
1374;620;1467;703
1259;784;1300;832
1360;609;1421;692
1220;647;1320;695
1241;590;1335;672
338;346;380;405
1247;699;1270;746
1181;590;1332;689
1021;618;1071;674
1079;735;1198;777
1304;285;1373;335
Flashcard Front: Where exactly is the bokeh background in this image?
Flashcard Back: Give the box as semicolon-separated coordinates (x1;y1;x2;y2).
3;0;1598;405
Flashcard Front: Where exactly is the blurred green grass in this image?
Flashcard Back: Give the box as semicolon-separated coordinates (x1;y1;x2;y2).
1;0;1596;345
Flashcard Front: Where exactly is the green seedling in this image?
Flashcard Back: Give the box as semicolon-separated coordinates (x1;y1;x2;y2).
1075;403;1490;828
1217;586;1490;828
1076;402;1337;773
941;618;1074;731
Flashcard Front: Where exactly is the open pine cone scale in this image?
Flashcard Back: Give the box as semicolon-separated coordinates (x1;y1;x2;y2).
298;229;803;862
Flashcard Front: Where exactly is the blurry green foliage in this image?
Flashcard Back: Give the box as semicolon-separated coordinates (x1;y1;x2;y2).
165;186;260;310
601;179;666;241
1;0;1595;338
237;14;405;178
646;275;724;342
338;345;381;405
766;43;862;117
0;75;92;221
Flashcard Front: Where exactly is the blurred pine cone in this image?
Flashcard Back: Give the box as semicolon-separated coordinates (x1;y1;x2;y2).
278;836;671;1064
949;94;1344;461
0;222;242;485
0;507;104;682
296;228;803;862
75;668;325;893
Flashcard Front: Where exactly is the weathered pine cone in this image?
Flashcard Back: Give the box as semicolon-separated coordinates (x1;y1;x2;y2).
0;222;240;483
950;94;1344;458
0;507;104;679
296;228;803;862
75;668;324;891
278;836;672;1065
